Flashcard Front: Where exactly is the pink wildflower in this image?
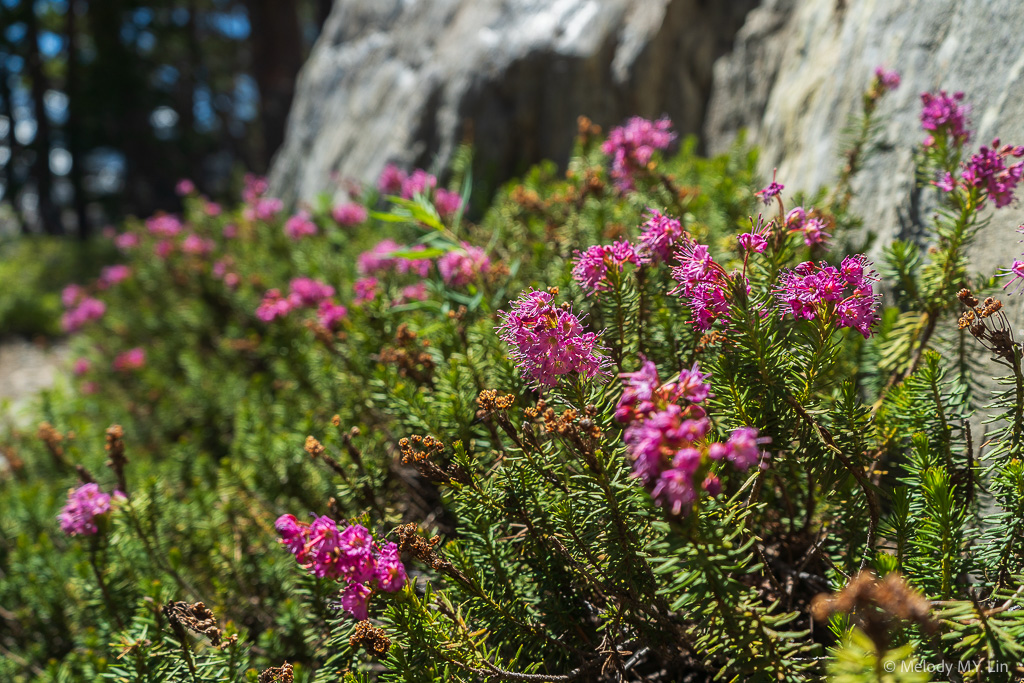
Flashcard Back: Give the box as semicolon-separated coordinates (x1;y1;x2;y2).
353;277;378;304
961;139;1024;208
61;297;106;333
175;179;195;196
375;542;408;592
999;259;1024;294
340;582;373;621
59;483;114;536
242;174;269;203
113;347;146;372
332;202;368;227
114;232;139;251
496;288;609;387
256;289;293;322
775;255;880;337
669;243;735;330
401;169;437;199
755;169;784;206
434;188;463;218
602;116;676;191
317;300;348;329
284;211;317;240
62;284;85;308
357;239;402;275
203;201;222;217
638;209;687;263
873;67;900;91
181;234;215;256
288;277;335;308
146;214;183;237
400;283;429;302
377;164;407;194
800;218;831;246
920;91;970;147
73;358;90;376
572;241;641;294
438;244;490;287
98;265;131;289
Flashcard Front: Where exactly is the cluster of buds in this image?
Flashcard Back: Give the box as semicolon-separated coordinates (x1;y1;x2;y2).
398;435;470;485
957;288;1016;362
163;600;235;648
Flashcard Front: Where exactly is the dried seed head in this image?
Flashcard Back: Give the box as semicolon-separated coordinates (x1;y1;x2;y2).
304;436;325;459
258;662;294;683
350;621;391;656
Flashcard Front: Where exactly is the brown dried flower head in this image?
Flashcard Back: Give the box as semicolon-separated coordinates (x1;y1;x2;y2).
350;621;391;656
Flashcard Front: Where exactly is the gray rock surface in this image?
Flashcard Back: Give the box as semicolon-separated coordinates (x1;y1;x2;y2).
704;0;1024;277
270;0;756;205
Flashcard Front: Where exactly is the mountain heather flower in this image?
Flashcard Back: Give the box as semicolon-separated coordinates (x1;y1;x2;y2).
638;209;687;263
358;239;402;275
756;170;784;206
246;197;284;222
669;243;735;330
203;200;222;217
98;265;131;289
961;139;1024;208
113;347;146;372
146;214;183;237
73;358;90;376
800;218;831;246
571;241;641;294
288;277;335;308
62;297;106;333
353;277;378;304
438;244;490;287
874;66;901;92
181;234;215;256
395;245;432;278
377;164;407;194
775;255;881;338
317;301;348;329
920;90;970;147
602;116;676;191
114;231;139;250
399;283;429;303
615;358;764;515
275;515;408;620
434;188;464;218
175;179;195;196
496;288;609;388
332;202;368;227
62;284;85;307
284;211;317;240
59;483;117;536
401;169;437;199
256;289;293;322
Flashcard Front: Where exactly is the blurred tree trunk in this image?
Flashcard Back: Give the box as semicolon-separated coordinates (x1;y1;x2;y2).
24;4;62;235
0;56;28;235
65;0;89;239
245;0;303;170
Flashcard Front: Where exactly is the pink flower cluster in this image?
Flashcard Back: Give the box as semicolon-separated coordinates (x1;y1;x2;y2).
358;239;431;277
959;139;1024;208
434;188;464;218
353;277;378;305
873;66;901;92
571;241;641;294
602;117;676;191
61;287;106;333
98;265;131;289
785;207;830;247
332;202;368;227
275;514;408;620
377;164;464;219
616;359;765;515
59;483;119;536
921;90;970;147
756;170;784;206
182;233;215;256
438;243;490;287
284;211;318;240
175;179;196;196
775;255;880;338
114;231;139;251
669;243;735;331
113;347;146;372
242;175;283;221
998;226;1024;294
638;209;686;263
146;214;183;237
496;289;609;388
257;277;346;327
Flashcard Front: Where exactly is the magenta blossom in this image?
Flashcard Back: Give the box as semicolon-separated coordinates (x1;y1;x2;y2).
284;211;317;240
358;239;402;275
62;284;85;308
317;300;348;329
62;297;106;333
434;188;464;218
756;170;784;206
175;179;196;196
245;197;284;222
961;139;1024;208
288;277;335;308
669;243;736;331
799;218;831;247
59;483;116;536
332;202;368;227
401;169;437;199
182;234;215;256
572;241;641;294
638;209;687;263
353;277;378;305
378;164;407;194
256;289;293;322
396;245;432;278
98;265;131;289
873;66;900;91
775;255;880;338
602;116;676;191
438;244;490;287
146;214;183;237
113;347;146;372
204;201;222;217
114;232;139;251
340;582;373;621
496;289;609;388
399;283;429;303
920;90;970;147
73;358;90;376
